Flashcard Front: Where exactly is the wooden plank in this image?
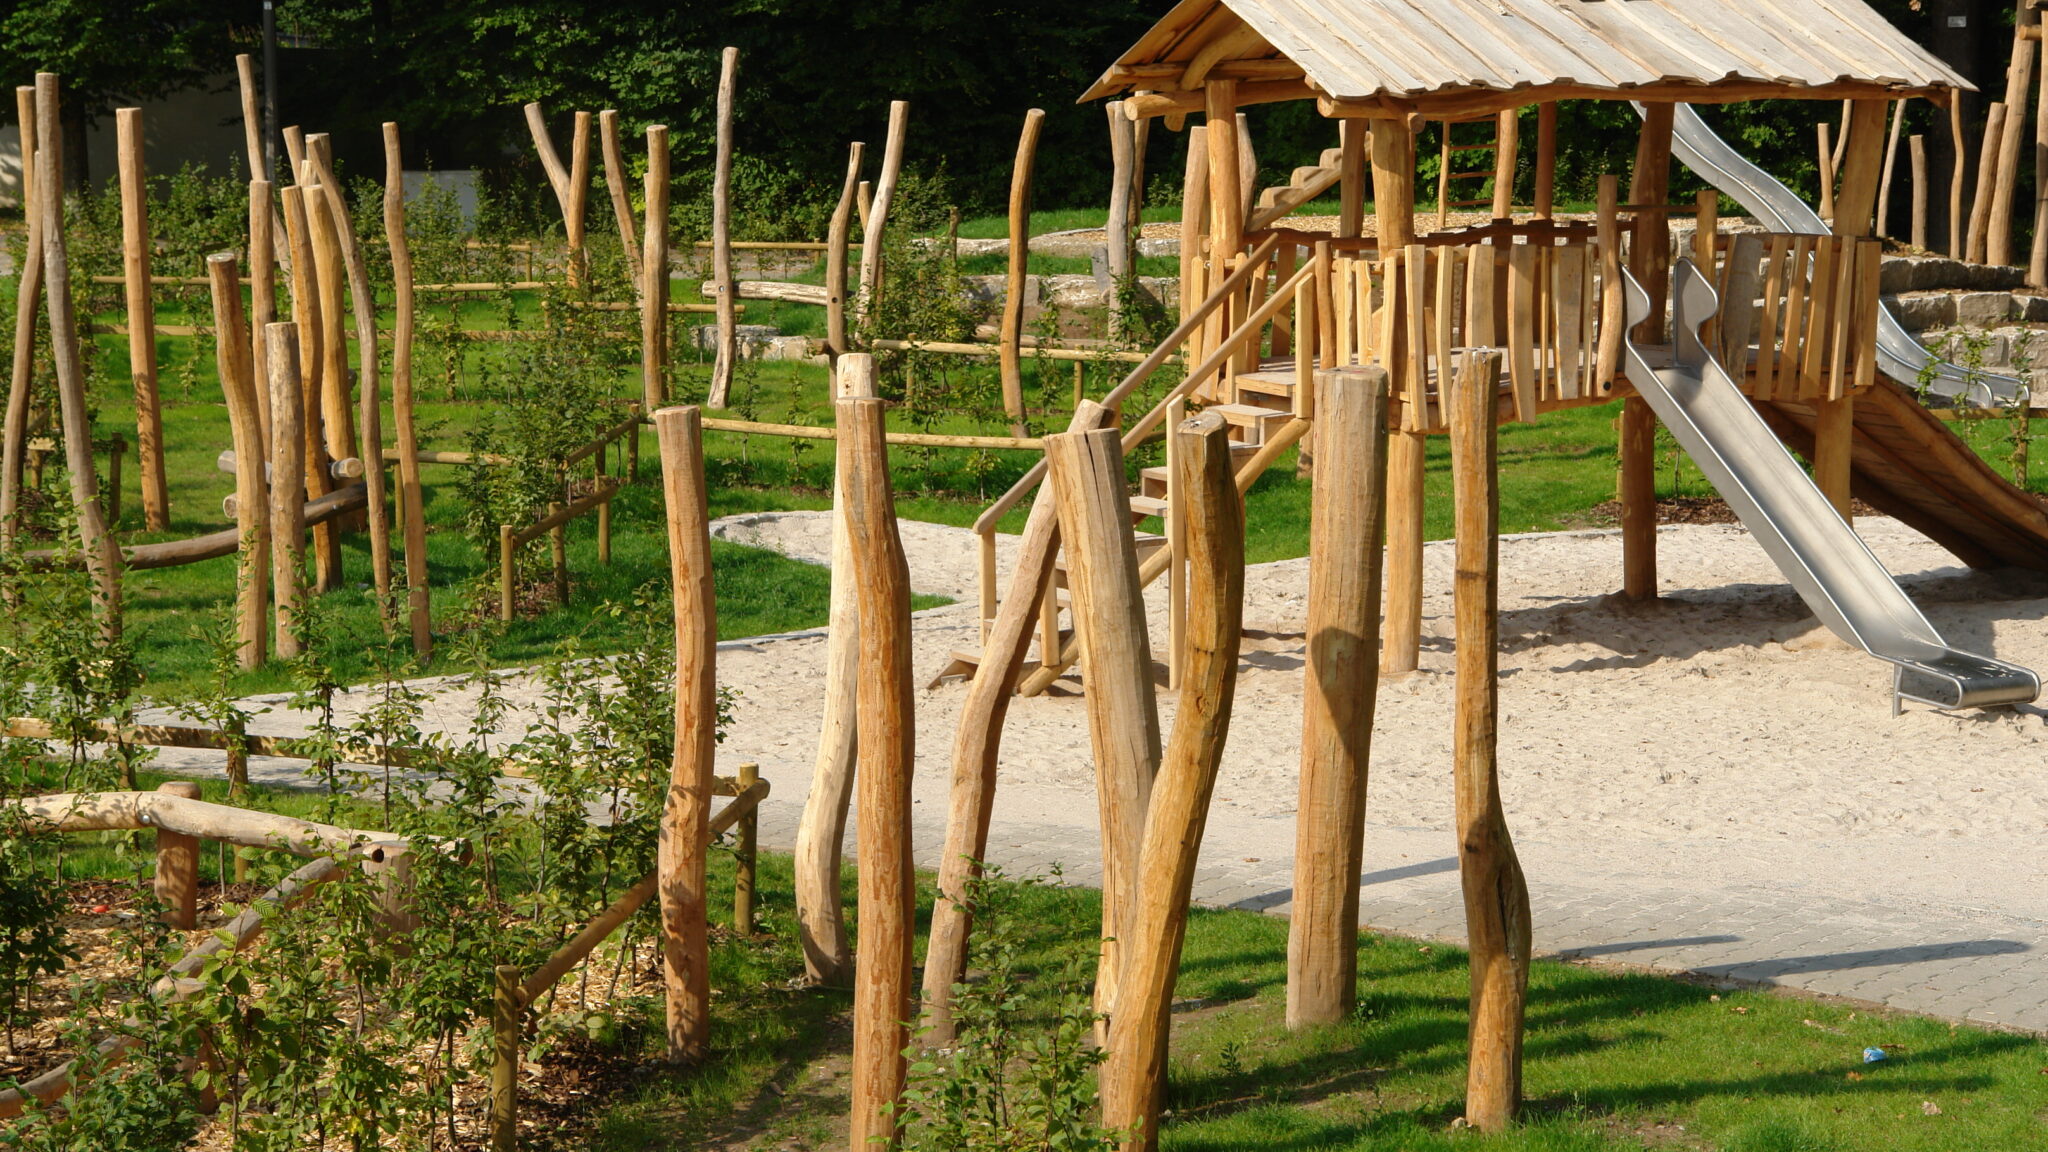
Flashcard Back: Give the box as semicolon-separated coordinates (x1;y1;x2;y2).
1798;236;1838;399
1403;245;1430;431
1718;234;1765;372
1774;236;1812;401
1752;235;1789;399
1506;244;1538;422
1553;244;1585;403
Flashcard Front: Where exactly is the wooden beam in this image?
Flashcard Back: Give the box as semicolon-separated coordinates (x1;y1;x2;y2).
1372;120;1423;675
117;108;170;531
1000;109;1047;439
1206;79;1244;258
598;109;643;288
266;324;306;658
3;84;41;550
709;47;741;407
642;125;672;411
825;141;865;361
206;254;269;670
383;124;432;661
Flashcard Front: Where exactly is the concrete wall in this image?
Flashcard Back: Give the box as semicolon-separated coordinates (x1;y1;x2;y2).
2;74;247;208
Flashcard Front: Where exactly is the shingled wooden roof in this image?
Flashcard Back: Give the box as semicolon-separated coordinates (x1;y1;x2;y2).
1084;0;1970;114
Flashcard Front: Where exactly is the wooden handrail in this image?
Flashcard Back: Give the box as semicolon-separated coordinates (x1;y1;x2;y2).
510;481;619;548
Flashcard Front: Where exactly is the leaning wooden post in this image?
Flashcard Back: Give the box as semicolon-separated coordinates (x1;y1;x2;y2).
1106;101;1135;339
1623;103;1675;602
824;141;866;363
116;108;170;531
2;85;41;551
384;123;432;659
598;109;643;289
1045;424;1161;1038
641;125;671;412
1371;117;1424;673
856;101;911;330
1990;11;2039;269
918;403;1113;1043
489;963;519;1152
1448;350;1531;1132
1100;410;1244;1152
1968;103;2007;265
707;47;741;409
1875;99;1903;239
1816;122;1837;222
267;324;306;658
207;254;269;670
1285;366;1389;1029
734;761;758;933
2033;48;2048;285
304;143;358;492
279;183;337;592
249;180;276;444
655;404;718;1064
999;109;1046;438
36;74;122;637
840;395;915;1152
1912;134;1930;252
1949;97;1967;259
792;354;877;985
152;780;204;930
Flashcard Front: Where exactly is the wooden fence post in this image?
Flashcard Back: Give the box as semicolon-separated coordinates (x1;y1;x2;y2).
490;963;520;1152
3;84;42;552
655;405;717;1065
499;525;516;622
1911;134;1930;252
266;323;306;658
856;102;910;330
708;47;741;409
734;761;758;933
1045;424;1161;1038
154;780;203;930
998;109;1046;439
1449;350;1530;1132
116;107;170;532
598;109;642;289
840;395;915;1152
383;123;432;660
1100;410;1244;1152
548;501;568;606
206;253;269;670
1286;366;1389;1029
641;125;671;412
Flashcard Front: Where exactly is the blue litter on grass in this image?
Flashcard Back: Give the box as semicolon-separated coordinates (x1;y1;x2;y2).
1862;1047;1888;1064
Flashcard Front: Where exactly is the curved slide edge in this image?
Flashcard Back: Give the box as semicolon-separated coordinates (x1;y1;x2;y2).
1617;257;2038;712
1648;102;2025;410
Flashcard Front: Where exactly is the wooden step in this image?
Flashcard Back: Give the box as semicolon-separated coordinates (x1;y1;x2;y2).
1205;402;1294;444
1233;370;1298;402
1129;493;1169;518
1052;532;1167;580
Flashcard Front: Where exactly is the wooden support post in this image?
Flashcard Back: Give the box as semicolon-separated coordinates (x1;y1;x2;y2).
499;524;516;622
1876;100;1904;238
825;141;865;361
1371;119;1423;675
655;404;717;1065
1968;103;2007;265
840;396;915;1152
2034;45;2048;286
249;180;275;446
4;85;42;551
1107;100;1136;339
1338;120;1367;239
1991;18;2039;269
266;324;306;658
1950;97;1967;259
1533;103;1558;219
598;109;643;289
1100;409;1244;1152
999;109;1047;439
1911;135;1930;251
1619;398;1658;599
207;254;269;670
1448;349;1530;1133
734;761;758;933
1817;122;1837;222
279;183;336;592
1622;105;1674;602
1046;425;1162;1038
116;108;169;531
1834;100;1890;239
490;964;519;1152
1814;396;1855;521
794;355;876;986
1286;366;1389;1029
1179;129;1210;367
1492;107;1519;218
856;102;910;330
1206;80;1243;259
708;47;741;409
919;403;1113;1043
642;125;671;412
567;110;592;288
383;124;431;660
36;74;122;637
1166;395;1187;688
153;780;203;930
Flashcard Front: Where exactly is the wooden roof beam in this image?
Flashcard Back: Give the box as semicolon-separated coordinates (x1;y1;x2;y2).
1180;19;1272;89
1316;80;1952;123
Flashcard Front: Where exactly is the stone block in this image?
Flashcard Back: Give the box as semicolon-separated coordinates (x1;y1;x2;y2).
1883;292;1956;331
1879;256;2027;294
1953;291;2016;328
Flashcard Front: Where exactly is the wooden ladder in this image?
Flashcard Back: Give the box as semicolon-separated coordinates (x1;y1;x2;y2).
1436;111;1519;229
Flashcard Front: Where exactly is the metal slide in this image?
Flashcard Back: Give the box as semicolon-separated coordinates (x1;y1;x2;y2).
1650;103;2024;409
1618;258;2039;712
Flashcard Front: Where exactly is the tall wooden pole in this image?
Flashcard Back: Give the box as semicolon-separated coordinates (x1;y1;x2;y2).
1286;366;1389;1028
266;324;306;658
920;403;1112;1043
999;109;1046;438
1046;425;1161;1036
1875;99;1904;238
1100;410;1244;1152
793;353;877;986
1205;80;1243;259
1817;99;1889;522
1;86;41;551
249;179;275;445
655;404;717;1064
2033;44;2048;286
1106;100;1136;339
567;110;592;288
279;183;336;594
1449;350;1530;1132
857;102;910;330
1372;119;1424;674
707;47;741;409
1989;4;2038;269
207;254;269;670
36;74;122;637
1968;102;2006;264
116;108;169;531
1950;96;1967;259
841;396;915;1152
384;123;432;659
1912;134;1930;251
825;141;865;362
1622;108;1675;601
597;109;643;289
641;125;671;412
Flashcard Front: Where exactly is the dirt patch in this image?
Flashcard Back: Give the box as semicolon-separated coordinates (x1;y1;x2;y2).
1566;495;1882;529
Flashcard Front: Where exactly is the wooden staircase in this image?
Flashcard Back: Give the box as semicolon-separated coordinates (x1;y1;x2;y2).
1246;146;1347;233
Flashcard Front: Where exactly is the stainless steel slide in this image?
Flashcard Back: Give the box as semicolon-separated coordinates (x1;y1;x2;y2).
1618;257;2039;712
1651;103;2024;409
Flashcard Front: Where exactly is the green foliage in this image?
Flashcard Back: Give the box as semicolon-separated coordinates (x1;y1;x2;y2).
0;804;72;1055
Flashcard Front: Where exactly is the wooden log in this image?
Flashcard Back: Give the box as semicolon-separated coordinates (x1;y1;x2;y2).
2035;44;2048;286
117;108;170;531
793;355;876;986
490;963;519;1152
1286;366;1389;1029
567;110;592;287
1100;409;1244;1152
267;324;307;657
1206;80;1244;259
840;396;915;1152
1991;26;2039;268
1950;97;1967;259
1372;118;1423;675
1622;106;1674;602
1911;135;1930;251
1533;103;1558;218
281;182;339;593
1492;107;1519;218
655;404;717;1064
382;125;431;660
1046;424;1161;1038
309;144;394;622
36;74;122;636
733;761;758;932
697;279;827;306
249;180;276;445
700;414;1043;450
826;141;866;361
598;109;643;288
9;787;388;853
153;781;203;930
643;124;671;412
2;85;40;550
1834;100;1891;239
1876;99;1904;238
919;402;1112;1044
1968;102;2007;264
999;109;1047;439
1338;120;1367;238
1107;100;1136;337
207;254;269;670
708;47;741;408
1447;349;1530;1132
857;101;910;328
1817;122;1837;221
